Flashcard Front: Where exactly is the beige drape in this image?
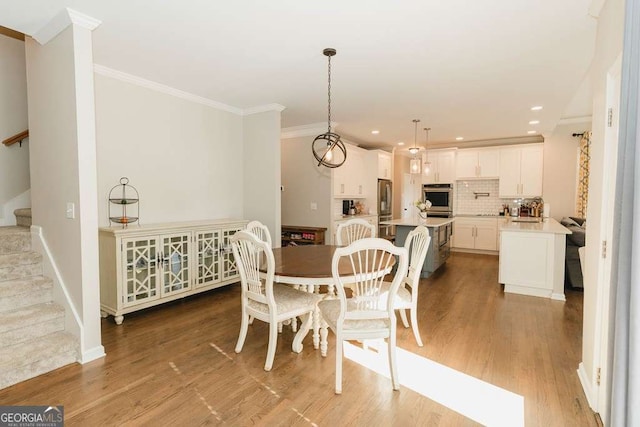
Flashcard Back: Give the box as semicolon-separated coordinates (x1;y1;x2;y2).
576;131;591;218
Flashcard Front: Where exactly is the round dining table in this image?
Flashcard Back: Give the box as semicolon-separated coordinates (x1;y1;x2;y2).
268;244;394;356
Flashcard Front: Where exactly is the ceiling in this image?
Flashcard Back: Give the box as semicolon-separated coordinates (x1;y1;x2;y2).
0;1;597;151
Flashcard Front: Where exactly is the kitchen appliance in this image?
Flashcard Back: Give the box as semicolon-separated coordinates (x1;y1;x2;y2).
423;183;453;216
342;200;353;215
378;179;394;240
423;222;452;277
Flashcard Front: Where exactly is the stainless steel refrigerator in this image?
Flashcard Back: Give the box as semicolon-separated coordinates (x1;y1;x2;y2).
378;179;394;240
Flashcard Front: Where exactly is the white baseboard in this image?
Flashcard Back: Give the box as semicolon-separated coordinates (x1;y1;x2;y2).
81;345;106;364
577;362;597;409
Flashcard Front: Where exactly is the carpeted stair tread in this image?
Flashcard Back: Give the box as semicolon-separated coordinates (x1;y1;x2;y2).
0;251;42;267
0;227;31;255
0;252;43;282
0;332;77;390
0;302;64;335
0;276;52;299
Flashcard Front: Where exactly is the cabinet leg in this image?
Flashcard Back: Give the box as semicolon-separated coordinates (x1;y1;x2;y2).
114;315;124;325
100;310;108;318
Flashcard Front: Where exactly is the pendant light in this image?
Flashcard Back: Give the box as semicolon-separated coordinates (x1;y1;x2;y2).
409;119;421;174
312;48;347;168
423;127;432;175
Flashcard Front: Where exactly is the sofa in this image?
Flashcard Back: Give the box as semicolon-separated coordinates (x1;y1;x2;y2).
561;217;586;289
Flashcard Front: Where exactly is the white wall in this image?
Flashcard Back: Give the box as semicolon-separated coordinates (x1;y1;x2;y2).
542;122;591;221
0;35;30;225
243;109;283;246
580;0;625;412
25;22;103;361
94;73;244;226
281;135;332;230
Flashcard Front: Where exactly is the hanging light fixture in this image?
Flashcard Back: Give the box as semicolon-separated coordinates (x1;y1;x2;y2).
409;119;421;174
423;127;432;175
312;48;347;168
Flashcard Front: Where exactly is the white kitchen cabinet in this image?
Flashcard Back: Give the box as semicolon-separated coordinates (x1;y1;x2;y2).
377;151;392;180
99;219;247;324
453;217;498;251
333;146;366;197
423;149;456;184
498;144;543;197
455;148;500;179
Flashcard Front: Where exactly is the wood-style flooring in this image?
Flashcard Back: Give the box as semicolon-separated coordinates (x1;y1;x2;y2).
0;252;597;426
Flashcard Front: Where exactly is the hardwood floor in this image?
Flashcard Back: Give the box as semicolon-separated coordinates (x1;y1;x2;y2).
0;252;597;426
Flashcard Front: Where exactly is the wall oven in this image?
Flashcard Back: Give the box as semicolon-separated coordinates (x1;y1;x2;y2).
423;183;453;216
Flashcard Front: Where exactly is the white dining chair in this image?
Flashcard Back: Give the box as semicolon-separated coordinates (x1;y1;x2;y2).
231;231;322;371
245;220;272;247
318;237;408;394
382;225;431;347
335;218;376;246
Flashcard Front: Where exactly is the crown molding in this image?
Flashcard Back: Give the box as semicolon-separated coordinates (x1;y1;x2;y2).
557;115;592;125
94;64;244;115
243;104;286;115
281;122;338;139
33;8;101;45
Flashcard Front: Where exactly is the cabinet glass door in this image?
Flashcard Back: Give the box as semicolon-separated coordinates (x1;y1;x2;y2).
160;233;191;296
123;237;160;306
221;227;242;280
194;230;221;288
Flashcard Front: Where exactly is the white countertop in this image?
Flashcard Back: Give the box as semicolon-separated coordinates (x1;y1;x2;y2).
380;218;455;227
499;217;571;235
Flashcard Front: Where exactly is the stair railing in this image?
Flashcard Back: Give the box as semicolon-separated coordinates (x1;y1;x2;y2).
2;130;28;147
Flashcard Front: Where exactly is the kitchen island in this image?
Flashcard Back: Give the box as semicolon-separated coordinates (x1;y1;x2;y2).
498;218;571;300
380;218;455;278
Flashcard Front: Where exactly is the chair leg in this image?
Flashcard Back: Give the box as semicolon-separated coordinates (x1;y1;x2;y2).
399;309;410;328
264;321;279;371
249;315;254;325
235;311;249;353
278;322;283;333
410;307;424;347
291;316;298;332
335;337;343;394
292;312;313;353
388;331;400;391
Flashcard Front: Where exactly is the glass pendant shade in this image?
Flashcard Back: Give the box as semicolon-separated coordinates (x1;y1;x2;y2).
423;127;432;175
409;118;421;174
410;157;421;174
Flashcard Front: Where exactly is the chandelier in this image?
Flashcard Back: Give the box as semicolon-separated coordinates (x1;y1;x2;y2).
312;48;347;168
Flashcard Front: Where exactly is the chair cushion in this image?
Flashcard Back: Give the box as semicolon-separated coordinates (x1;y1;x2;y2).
318;299;390;331
380;283;412;308
247;284;322;315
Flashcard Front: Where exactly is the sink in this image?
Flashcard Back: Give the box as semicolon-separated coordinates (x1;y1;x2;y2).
511;217;543;223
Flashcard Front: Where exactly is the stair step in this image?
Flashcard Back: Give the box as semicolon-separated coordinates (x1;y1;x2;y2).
0;252;42;282
0;276;53;312
0;302;65;346
0;226;31;255
0;331;77;390
13;208;32;228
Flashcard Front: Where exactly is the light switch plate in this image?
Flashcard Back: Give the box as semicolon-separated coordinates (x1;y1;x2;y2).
66;202;75;219
310;202;317;211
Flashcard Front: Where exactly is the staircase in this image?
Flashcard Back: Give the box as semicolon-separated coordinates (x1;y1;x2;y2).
0;226;77;390
13;208;32;227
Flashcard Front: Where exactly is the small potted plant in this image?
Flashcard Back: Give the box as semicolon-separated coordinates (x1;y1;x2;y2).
415;200;432;221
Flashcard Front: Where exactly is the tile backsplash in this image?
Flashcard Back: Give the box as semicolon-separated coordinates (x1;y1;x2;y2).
455;179;513;215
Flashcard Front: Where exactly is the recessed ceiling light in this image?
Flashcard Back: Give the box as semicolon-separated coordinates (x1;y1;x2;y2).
455;137;464;141
531;106;543;111
527;130;537;134
397;142;405;146
371;130;380;134
529;120;540;125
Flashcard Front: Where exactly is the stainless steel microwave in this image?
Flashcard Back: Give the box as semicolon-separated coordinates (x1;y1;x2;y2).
423;183;453;215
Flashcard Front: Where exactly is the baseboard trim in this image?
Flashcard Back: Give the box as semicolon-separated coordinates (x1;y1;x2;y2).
81;345;106;364
578;362;597;409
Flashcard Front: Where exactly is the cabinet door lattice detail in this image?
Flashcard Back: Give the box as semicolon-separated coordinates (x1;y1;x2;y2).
123;237;160;306
195;230;221;287
221;227;242;280
161;233;191;296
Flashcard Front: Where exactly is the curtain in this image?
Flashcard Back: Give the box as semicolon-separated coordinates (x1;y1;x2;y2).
610;0;640;424
576;131;592;218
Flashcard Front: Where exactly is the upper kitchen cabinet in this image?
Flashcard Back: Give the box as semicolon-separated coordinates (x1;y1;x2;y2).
333;145;367;198
422;149;456;184
376;151;392;180
498;144;544;198
455;148;500;179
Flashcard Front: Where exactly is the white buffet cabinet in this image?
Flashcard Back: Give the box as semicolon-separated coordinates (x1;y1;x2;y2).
499;218;570;300
99;219;248;324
